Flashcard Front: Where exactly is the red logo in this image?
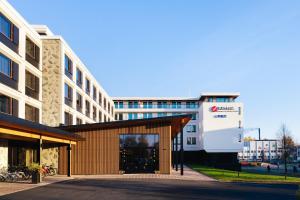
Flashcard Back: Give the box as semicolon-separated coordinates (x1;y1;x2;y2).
211;106;218;112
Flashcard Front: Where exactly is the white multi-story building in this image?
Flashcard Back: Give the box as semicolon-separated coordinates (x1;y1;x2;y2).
0;0;114;127
0;1;114;168
32;25;115;126
0;0;42;123
238;140;283;162
113;92;244;154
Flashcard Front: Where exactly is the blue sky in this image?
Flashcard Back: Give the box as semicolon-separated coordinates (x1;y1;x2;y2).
9;0;300;142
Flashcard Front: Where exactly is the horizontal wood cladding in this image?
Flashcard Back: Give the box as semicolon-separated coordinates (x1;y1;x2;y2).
59;122;172;175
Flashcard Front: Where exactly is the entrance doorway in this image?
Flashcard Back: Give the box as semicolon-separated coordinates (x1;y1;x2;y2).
119;134;159;174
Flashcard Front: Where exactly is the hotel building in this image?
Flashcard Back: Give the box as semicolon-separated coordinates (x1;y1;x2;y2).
113;93;244;167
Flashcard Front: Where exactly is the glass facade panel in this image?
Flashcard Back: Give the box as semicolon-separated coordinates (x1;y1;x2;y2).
119;134;159;173
0;15;11;38
0;94;11;114
0;54;11;77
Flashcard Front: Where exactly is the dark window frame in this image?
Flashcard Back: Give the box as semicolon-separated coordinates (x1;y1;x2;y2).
76;92;82;112
76;68;82;87
25;37;40;68
25;70;39;99
25;104;39;123
64;55;73;79
64;83;73;107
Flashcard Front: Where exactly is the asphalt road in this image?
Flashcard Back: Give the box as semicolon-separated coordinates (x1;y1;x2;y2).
0;178;298;200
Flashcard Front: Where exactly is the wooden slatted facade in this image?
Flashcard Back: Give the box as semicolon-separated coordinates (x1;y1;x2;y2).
58;122;172;175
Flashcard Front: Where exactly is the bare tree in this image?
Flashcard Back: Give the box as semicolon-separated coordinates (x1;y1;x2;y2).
277;124;295;177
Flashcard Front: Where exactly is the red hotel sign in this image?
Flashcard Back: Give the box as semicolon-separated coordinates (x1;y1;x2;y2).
210;106;237;112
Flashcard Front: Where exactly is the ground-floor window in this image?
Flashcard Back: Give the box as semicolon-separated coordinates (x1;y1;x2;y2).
8;142;38;167
119;134;159;174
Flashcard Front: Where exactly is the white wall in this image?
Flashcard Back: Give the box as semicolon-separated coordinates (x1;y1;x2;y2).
200;102;244;153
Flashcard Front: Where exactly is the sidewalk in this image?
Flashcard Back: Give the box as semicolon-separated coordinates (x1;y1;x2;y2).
73;165;216;181
0;176;73;196
0;166;215;196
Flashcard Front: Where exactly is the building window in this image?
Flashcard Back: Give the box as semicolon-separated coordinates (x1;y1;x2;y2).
0;94;18;117
25;37;39;68
76;68;82;87
76;118;82;125
128;101;138;109
216;97;230;102
0;53;18;90
99;111;102;122
128;113;138;120
186;101;197;109
143;101;153;109
103;98;107;110
64;83;73;107
93;86;97;101
118;102;124;109
0;53;12;77
143;113;153;119
0;94;11;115
76;92;82;112
172;101;181;109
208;97;214;102
0;14;12;39
25;104;39;123
187;137;196;145
93;106;97;120
128;101;133;109
98;93;102;106
64;55;73;79
85;79;90;95
191;113;197;120
0;13;19;53
158;101;168;109
108;102;111;113
157;112;167;117
187;125;197;132
115;101;124;109
118;113;123;120
85;100;90;117
64;112;73;126
25;71;39;99
26;38;36;59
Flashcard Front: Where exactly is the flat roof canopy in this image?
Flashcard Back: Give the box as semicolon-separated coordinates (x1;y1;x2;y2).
60;115;191;138
0;113;82;144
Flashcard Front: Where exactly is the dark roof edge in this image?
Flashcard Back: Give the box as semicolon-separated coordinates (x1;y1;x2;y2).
59;114;192;132
0;113;82;141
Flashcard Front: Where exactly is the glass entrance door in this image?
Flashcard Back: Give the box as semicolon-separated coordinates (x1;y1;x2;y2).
120;134;159;174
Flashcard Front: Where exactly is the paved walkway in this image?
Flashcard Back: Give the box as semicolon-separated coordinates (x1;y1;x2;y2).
0;166;213;197
0;176;73;196
73;165;216;181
